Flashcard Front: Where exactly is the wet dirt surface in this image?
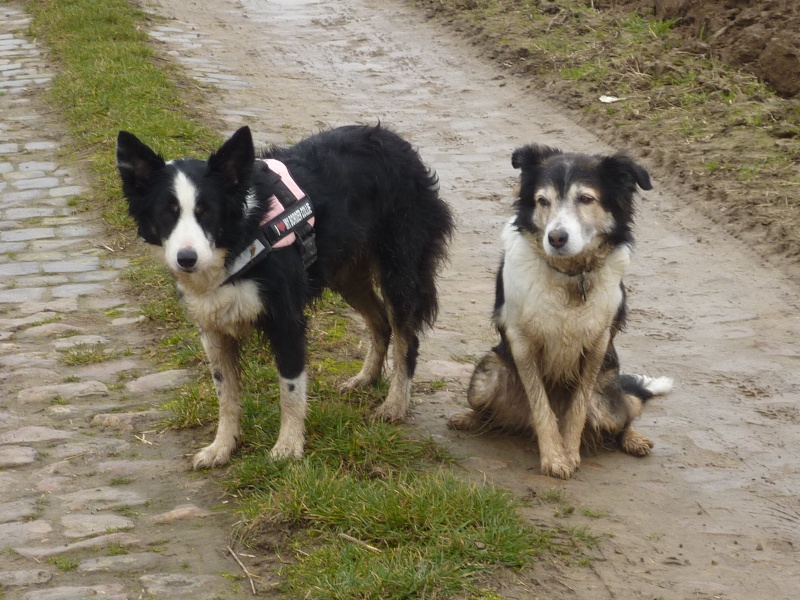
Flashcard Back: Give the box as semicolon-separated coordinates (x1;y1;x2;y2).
142;0;800;597
625;0;800;98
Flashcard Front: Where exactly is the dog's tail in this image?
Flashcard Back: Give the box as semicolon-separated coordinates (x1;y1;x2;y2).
620;374;673;402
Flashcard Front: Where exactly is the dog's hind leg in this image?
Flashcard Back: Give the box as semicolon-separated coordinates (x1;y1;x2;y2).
193;329;242;469
337;281;391;391
370;265;427;423
450;347;525;431
619;426;654;456
615;374;673;456
372;325;416;422
448;351;500;431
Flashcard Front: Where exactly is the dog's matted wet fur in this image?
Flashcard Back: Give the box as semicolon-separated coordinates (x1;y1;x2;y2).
449;144;672;479
117;125;453;468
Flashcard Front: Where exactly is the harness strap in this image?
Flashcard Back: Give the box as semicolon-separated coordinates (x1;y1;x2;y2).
260;159;316;248
224;159;317;285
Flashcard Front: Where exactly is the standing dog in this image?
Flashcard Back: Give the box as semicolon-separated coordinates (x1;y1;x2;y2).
117;125;453;468
449;144;671;479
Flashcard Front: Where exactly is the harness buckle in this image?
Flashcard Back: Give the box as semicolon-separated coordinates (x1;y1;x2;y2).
296;228;317;268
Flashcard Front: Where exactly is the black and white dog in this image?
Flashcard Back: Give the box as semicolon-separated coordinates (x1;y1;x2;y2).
117;125;453;468
449;144;671;479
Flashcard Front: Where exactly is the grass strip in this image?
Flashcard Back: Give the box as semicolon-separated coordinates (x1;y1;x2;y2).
26;1;594;596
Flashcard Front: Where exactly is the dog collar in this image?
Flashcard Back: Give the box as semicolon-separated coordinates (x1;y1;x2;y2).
547;266;591;301
224;159;316;285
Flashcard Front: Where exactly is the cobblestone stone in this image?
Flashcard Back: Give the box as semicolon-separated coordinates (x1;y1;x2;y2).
91;410;170;432
0;366;61;388
58;487;147;512
51;334;109;350
16;381;109;403
0;287;46;302
48;438;131;460
125;369;192;393
0;499;36;523
61;514;134;539
0;520;53;547
153;503;213;523
0;425;75;444
0;569;53;587
13;533;141;560
21;584;127;600
16;322;83;338
138;573;221;599
77;552;161;573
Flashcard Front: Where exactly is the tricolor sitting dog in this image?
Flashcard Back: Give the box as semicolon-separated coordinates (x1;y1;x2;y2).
448;144;672;479
117;125;453;468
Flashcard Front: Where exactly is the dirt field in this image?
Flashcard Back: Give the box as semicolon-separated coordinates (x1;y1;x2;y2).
629;0;800;98
137;0;800;597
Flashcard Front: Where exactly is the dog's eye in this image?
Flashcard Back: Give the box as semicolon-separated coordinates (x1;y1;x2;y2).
536;196;550;207
164;204;179;218
578;194;596;205
195;206;207;220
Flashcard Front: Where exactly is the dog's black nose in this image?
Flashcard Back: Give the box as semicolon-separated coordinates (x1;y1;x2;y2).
177;248;198;269
548;229;569;249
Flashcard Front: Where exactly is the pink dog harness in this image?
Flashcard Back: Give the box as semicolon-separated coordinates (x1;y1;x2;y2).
225;159;316;283
260;159;315;248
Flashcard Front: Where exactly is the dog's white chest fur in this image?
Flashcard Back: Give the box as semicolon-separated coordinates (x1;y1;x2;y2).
179;279;264;339
498;223;629;381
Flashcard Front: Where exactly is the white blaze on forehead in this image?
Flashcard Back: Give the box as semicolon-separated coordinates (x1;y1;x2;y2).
173;170;198;216
163;170;215;272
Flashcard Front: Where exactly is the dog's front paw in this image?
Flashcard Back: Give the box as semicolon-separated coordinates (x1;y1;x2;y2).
270;438;304;461
192;442;235;470
620;427;654;456
565;451;581;472
540;454;576;480
447;410;483;431
340;373;372;392
372;401;408;423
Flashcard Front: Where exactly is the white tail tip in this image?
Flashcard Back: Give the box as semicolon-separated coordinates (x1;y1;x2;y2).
638;375;674;396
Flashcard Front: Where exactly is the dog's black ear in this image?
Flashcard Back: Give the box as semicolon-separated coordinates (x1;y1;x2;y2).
116;131;166;192
511;144;562;171
207;126;255;188
601;153;653;192
116;131;164;246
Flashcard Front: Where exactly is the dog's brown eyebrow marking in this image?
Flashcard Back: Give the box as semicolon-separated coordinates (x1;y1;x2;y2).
568;183;601;199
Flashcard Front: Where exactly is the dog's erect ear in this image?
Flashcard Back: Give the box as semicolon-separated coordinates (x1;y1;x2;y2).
116;131;164;246
601;153;653;192
511;144;562;171
116;131;166;192
117;131;164;191
207;126;255;189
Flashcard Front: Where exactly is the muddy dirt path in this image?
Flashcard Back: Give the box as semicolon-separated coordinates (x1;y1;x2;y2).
144;0;800;597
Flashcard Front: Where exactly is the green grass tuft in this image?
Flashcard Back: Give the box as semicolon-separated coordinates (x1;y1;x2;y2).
242;465;548;599
46;555;79;571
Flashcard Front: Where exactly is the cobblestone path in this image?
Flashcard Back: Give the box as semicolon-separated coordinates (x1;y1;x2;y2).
0;5;259;599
